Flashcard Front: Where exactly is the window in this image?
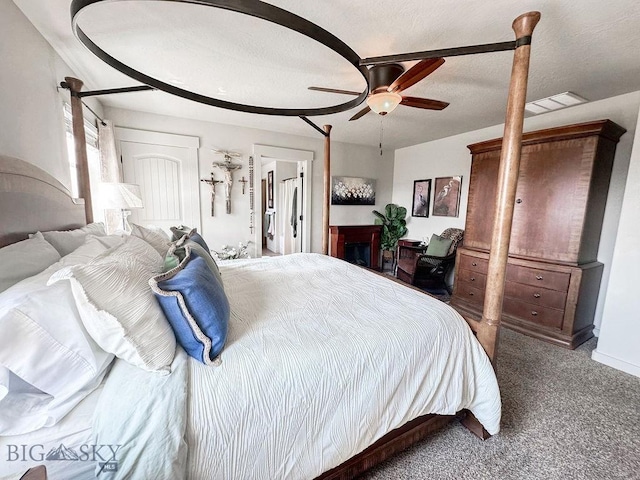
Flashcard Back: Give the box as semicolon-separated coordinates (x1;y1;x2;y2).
63;102;104;223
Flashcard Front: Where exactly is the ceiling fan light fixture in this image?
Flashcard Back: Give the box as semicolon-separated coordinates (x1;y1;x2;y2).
367;92;402;115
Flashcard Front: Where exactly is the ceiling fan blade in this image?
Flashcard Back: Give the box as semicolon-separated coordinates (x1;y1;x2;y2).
308;86;361;96
349;106;371;121
389;58;445;93
400;96;450;110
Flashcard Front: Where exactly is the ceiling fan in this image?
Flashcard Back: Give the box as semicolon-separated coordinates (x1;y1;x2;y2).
309;58;449;121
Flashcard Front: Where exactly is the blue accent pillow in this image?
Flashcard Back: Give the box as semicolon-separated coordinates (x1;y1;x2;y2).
170;226;211;253
150;249;229;366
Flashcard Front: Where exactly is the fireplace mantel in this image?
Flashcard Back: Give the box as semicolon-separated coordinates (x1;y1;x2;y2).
329;225;382;270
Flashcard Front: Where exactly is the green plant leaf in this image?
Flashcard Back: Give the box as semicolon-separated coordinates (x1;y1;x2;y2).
372;210;388;224
386;204;398;219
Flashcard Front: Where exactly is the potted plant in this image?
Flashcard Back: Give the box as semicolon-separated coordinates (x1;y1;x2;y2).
373;203;408;268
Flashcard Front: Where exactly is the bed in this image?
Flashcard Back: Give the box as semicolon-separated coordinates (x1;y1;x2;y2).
0;155;500;479
1;10;540;476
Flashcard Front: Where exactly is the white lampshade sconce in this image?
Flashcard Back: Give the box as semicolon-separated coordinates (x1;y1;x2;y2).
99;182;143;233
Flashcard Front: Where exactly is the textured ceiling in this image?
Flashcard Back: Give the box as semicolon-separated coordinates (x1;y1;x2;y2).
14;0;640;149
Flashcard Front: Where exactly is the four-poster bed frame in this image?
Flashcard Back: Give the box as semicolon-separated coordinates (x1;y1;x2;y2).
1;6;540;479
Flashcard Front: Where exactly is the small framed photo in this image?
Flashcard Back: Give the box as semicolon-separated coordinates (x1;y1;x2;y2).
433;176;462;217
411;179;431;217
267;170;274;208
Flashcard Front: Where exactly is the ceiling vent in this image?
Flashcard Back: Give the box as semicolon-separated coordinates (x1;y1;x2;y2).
525;91;587;115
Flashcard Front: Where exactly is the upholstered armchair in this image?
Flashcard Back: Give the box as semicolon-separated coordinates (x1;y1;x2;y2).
396;228;464;294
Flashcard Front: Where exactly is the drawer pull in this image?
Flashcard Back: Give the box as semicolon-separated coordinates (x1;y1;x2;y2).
516;198;523;204
533;293;541;298
472;262;477;267
470;277;476;281
535;275;543;280
468;292;474;296
531;311;538;316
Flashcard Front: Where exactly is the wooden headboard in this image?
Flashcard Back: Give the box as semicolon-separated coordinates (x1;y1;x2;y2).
0;155;86;247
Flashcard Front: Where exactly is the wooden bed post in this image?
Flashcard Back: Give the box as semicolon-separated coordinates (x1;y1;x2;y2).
322;124;332;255
65;76;94;224
461;10;540;441
476;12;541;363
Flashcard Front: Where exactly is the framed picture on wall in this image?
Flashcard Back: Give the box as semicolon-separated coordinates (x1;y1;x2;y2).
411;179;431;217
267;170;274;208
433;176;462;217
331;176;376;205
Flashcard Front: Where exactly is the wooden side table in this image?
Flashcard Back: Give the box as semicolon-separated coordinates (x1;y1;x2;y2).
396;239;427;276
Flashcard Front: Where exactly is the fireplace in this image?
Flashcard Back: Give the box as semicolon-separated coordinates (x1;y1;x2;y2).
329;225;382;270
345;242;371;267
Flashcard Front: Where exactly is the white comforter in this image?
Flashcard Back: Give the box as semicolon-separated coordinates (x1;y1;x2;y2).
96;253;501;480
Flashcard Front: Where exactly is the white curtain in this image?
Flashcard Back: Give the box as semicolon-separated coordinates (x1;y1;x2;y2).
278;178;301;255
98;120;122;233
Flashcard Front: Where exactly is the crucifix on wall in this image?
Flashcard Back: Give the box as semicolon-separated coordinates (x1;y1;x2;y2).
200;177;223;216
212;150;242;214
238;176;248;194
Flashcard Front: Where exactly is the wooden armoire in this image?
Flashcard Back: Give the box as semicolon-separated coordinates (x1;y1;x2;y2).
450;120;626;349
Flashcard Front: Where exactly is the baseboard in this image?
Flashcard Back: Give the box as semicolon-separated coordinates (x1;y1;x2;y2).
591;350;640;378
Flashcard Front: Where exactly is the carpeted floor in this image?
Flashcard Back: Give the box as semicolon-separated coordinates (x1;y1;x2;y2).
360;328;640;479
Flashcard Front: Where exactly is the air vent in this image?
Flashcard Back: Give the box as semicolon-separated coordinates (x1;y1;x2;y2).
525;92;587;115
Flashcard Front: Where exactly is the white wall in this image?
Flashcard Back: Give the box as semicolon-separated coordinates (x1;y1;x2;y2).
0;1;70;186
592;102;640;377
0;1;103;190
392;91;640;334
105;107;393;255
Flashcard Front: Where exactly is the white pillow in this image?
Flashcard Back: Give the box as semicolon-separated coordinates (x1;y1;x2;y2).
0;366;9;401
83;233;125;252
40;222;107;257
131;223;171;257
0;237;115;435
30;235;120;287
81;222;107;236
49;236;176;374
0;232;61;294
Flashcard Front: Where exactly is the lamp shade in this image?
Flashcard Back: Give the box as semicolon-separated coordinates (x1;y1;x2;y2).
366;92;402;115
100;182;143;209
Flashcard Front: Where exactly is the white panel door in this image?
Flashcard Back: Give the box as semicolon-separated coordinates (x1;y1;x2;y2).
121;141;201;233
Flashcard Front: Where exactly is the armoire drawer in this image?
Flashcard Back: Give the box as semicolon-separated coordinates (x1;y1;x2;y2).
454;281;485;306
506;264;570;291
458;254;488;274
503;281;567;310
457;268;487;290
502;297;564;329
